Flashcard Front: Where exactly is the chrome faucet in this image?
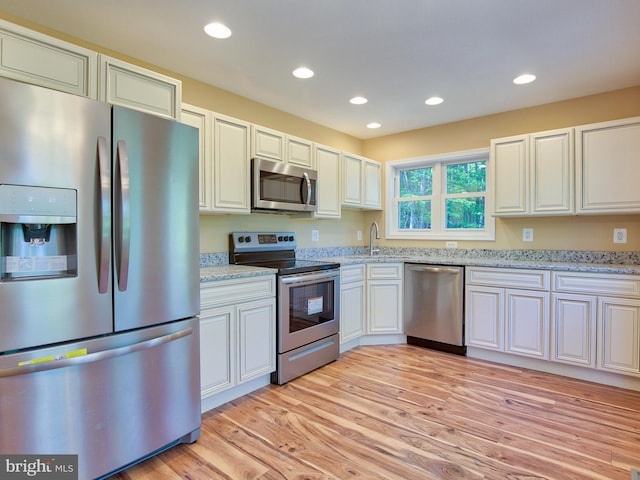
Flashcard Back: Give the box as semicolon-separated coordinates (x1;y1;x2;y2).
369;221;380;256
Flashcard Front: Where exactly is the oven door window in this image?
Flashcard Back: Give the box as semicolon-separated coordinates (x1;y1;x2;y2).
288;279;334;333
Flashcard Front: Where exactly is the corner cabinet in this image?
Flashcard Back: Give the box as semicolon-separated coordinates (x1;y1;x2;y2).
576;116;640;214
199;275;276;399
98;55;182;119
342;153;382;210
0;18;97;98
492;128;574;216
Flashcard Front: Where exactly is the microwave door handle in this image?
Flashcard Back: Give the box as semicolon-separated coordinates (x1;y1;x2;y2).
97;136;110;294
116;140;131;291
302;171;311;207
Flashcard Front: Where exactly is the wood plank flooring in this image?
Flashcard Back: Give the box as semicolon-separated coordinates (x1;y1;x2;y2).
110;345;640;479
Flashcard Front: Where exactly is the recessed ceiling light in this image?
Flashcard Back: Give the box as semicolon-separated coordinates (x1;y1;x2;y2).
350;96;368;105
204;22;232;39
425;96;444;106
513;74;536;85
367;122;381;129
292;67;314;79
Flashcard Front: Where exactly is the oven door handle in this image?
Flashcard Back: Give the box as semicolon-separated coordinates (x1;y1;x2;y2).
279;269;339;285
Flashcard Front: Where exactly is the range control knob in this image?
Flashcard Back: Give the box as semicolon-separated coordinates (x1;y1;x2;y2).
288;235;294;242
238;236;245;243
243;235;251;243
278;235;284;242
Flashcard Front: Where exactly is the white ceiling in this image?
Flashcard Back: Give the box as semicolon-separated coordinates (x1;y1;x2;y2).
1;0;639;139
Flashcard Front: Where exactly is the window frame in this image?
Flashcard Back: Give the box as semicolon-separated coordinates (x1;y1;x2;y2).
385;147;495;241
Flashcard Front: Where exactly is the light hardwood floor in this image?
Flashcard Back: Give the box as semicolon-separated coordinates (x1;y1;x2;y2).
111;345;640;479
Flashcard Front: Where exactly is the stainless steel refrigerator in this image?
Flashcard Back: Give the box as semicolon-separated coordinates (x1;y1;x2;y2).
0;77;201;479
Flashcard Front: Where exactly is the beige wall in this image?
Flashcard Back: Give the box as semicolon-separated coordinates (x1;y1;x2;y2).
3;11;640;254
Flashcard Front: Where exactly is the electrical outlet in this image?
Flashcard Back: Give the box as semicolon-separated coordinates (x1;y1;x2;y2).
614;228;627;244
446;241;458;248
311;229;319;242
357;230;362;241
522;228;534;242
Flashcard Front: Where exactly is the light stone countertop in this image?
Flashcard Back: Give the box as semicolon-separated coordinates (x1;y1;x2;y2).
320;255;640;275
200;265;277;283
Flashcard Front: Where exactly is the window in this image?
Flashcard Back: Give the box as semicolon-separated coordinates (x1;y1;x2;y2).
386;148;494;241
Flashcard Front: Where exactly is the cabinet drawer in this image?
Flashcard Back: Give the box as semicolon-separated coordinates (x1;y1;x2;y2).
466;267;549;290
367;263;402;280
341;264;365;283
201;276;275;309
553;272;640;297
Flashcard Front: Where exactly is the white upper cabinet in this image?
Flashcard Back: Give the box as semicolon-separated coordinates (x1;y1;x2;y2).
314;144;341;219
576;116;640;214
251;124;315;168
212;113;251;214
181;103;212;211
341;153;382;210
492;128;573;216
0;19;97;98
98;55;182;119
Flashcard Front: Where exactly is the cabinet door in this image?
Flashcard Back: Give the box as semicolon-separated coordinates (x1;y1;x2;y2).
237;298;276;383
199;306;234;397
367;280;403;334
551;293;596;367
340;281;365;344
342;153;363;207
181;103;212;211
286;135;314;168
213;114;251;214
492;135;528;216
99;55;181;119
251;125;284;161
363;159;382;210
576;117;640;214
598;297;640;374
465;285;504;350
0;19;97;98
314;144;341;218
530;128;574;215
505;289;549;359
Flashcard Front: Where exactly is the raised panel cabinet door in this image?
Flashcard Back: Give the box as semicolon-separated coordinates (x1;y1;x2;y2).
213;114;251;214
199;306;235;397
367;281;403;334
286;135;314;168
363;159;382;210
505;289;549;359
465;286;504;350
340;281;365;344
342;153;363;207
551;293;596;367
598;297;640;374
530;128;574;215
314;144;342;218
181;103;212;211
491;135;528;216
0;19;98;98
251;125;285;161
99;55;181;119
576;117;640;214
237;298;276;383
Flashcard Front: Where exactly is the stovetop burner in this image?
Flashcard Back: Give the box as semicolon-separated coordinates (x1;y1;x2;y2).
228;231;339;275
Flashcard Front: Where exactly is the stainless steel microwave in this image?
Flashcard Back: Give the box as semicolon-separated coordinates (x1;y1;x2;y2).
251;157;317;213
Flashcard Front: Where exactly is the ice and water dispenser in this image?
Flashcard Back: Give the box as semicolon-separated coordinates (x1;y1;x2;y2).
0;184;77;281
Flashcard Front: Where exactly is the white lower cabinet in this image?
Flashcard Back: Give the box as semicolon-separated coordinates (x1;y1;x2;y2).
598;297;640;374
465;267;550;360
340;265;366;344
551;293;596;367
199;275;276;400
366;263;403;334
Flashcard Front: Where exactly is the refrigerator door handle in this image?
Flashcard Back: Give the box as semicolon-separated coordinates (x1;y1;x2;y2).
116;139;131;291
97;136;111;294
0;327;193;378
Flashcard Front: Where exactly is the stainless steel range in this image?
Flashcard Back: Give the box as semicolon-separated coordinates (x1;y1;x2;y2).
229;232;340;384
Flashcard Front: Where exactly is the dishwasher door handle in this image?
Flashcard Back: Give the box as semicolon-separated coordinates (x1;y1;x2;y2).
407;265;462;275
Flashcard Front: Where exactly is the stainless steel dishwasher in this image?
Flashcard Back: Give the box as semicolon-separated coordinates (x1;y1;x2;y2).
403;264;466;355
